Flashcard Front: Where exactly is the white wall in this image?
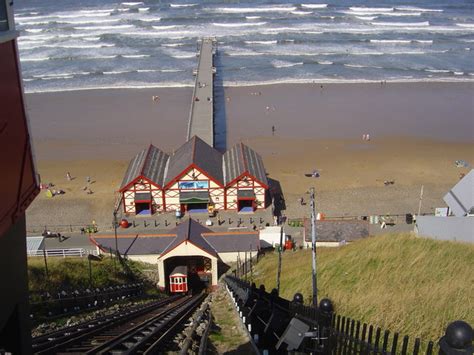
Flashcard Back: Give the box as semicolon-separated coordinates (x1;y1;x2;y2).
416;216;474;243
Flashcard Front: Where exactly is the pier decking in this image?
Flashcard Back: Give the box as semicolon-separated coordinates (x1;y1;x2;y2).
187;38;216;147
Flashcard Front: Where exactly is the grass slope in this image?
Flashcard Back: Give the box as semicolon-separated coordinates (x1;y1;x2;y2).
251;233;474;341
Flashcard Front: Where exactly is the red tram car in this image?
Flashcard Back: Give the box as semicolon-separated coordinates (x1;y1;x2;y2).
169;266;188;293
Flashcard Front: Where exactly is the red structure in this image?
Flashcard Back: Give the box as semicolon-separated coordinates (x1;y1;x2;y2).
0;1;40;352
169;266;188;293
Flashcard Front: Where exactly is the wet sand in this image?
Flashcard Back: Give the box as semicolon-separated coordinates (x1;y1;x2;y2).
25;82;474;231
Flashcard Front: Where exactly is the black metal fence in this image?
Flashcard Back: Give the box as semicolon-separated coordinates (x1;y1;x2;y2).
29;283;144;321
225;276;473;355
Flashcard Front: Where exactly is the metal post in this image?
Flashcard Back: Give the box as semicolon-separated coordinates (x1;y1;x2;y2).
43;247;49;279
244;251;247;281
88;257;92;287
250;245;253;280
310;187;318;307
417;185;424;216
277;226;283;293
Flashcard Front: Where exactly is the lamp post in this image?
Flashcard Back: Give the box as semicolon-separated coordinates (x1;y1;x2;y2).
309;187;318;307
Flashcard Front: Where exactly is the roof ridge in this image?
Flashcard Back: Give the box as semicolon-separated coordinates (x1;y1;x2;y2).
140;144;153;176
240;142;248;172
191;136;197;163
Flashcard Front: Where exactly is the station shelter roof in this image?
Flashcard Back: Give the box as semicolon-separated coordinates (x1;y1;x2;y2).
223;142;268;187
164;136;223;187
91;218;260;258
120;144;169;191
443;169;474;217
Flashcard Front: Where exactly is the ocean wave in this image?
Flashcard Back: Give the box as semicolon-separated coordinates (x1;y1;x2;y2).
395;6;443;12
272;60;303;68
25;29;43;33
453;71;464;75
33;71;90;78
80;9;115;13
83;37;101;41
414;40;433;44
21;56;50;62
87;55;118;59
225;50;260;56
161;69;185;72
211;6;297;13
136;69;159;73
40;75;74;80
425;69;450;73
74;24;134;30
122;54;150;58
140;17;161;22
456;23;474;28
103;70;133;75
317;60;333;65
139;8;150;12
170;3;197;8
213;22;266;27
152;25;179;30
244;40;277;45
291;11;312;15
246;16;261;20
161;43;185;47
349;7;393;12
343;10;420;16
24;82;194;94
371;21;430;27
344;64;383;69
54;43;115;49
120;30;193;37
16;20;52;25
57;13;111;18
370;39;411;44
355;16;377;21
301;4;328;9
118;8;130;12
122;2;144;6
57;18;120;24
170;54;195;59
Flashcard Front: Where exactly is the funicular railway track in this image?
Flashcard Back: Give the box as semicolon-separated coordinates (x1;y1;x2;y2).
32;293;206;354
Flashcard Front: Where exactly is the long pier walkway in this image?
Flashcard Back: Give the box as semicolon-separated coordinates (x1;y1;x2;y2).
186;38;217;147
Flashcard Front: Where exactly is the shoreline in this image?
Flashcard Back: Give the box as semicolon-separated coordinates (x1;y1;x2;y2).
23;77;474;94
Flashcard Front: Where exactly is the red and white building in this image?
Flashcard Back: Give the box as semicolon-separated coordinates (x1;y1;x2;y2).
119;136;268;215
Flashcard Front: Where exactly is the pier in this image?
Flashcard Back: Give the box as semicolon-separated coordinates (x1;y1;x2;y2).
187;37;217;147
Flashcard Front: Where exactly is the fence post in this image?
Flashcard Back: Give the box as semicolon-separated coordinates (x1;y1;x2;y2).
438;321;473;355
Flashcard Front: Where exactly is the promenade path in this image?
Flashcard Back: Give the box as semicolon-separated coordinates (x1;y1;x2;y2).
187;38;216;147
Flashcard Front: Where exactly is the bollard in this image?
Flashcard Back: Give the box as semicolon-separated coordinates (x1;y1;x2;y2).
165;219;168;227
144;220;147;227
293;292;304;304
243;316;246;324
132;220;136;227
154;220;158;227
439;321;473;355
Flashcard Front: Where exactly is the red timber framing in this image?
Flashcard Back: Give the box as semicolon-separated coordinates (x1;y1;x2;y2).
120;176;164;215
164;164;225;212
225;173;267;211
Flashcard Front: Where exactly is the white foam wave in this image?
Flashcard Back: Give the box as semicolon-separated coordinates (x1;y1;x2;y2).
355;16;377;21
272;60;303;68
212;6;297;13
57;18;120;24
17;20;52;25
161;69;185;72
80;9;115;13
25;29;43;33
301;4;328;9
395;6;443;12
140;17;161;22
213;22;266;27
425;69;450;73
83;37;101;41
343;10;420;16
103;70;132;75
453;71;464;75
41;75;74;80
456;23;474;28
170;3;197;8
136;69;159;73
371;21;430;27
74;24;133;30
170;54;195;59
57;13;111;18
350;7;393;12
152;25;179;30
139;8;149;12
118;8;130;12
370;39;411;44
161;43;185;47
414;40;433;44
122;54;150;58
317;60;333;65
21;57;50;62
291;11;312;15
244;40;277;45
459;39;474;43
246;16;261;20
122;2;143;6
55;43;115;49
33;71;90;78
87;55;118;59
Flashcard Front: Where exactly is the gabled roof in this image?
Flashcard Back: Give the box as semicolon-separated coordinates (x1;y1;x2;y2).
92;235;176;255
443;169;474;217
120;145;169;191
164;136;224;187
159;218;218;258
223;142;268;187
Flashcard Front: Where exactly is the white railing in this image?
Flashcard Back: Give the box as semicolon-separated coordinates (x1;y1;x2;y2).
27;248;98;258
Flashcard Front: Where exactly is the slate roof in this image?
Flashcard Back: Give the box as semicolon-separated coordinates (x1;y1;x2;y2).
304;220;369;242
164;136;224;187
223;142;268;187
92;219;261;257
202;233;259;253
443;169;474;217
160;218;218;257
93;235;175;255
120;145;169;191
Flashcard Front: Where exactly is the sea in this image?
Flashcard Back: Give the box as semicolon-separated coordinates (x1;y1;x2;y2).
14;0;474;93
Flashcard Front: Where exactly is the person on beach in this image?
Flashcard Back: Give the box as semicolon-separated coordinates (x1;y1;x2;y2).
66;172;71;181
86;176;91;184
272;125;275;136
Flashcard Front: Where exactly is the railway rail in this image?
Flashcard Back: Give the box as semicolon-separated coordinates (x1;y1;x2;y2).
32;293;206;354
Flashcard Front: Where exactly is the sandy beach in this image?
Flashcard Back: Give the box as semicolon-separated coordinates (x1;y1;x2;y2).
25;82;474;232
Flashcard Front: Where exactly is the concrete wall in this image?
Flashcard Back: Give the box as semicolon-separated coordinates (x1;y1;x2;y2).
416;216;474;243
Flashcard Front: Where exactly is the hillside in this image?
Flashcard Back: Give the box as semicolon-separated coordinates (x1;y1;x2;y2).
251;233;474;341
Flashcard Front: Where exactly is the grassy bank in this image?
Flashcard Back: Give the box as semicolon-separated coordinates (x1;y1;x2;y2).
251;233;474;341
28;256;154;294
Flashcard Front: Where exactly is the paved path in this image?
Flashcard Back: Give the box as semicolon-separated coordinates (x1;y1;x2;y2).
187;38;215;147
